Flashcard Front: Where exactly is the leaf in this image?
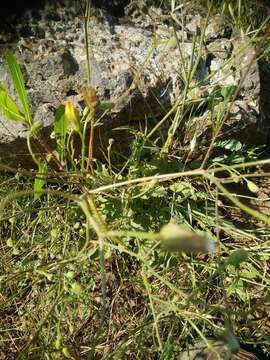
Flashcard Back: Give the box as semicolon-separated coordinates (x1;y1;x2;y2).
54;105;67;162
228;279;246;301
208;85;222;111
169;181;193;197
98;101;115;111
4;49;32;124
226;249;248;267
218;139;242;152
221;85;237;103
71;282;82;296
241;264;259;279
223;323;240;354
190;134;197;152
0;85;26;122
34;161;47;201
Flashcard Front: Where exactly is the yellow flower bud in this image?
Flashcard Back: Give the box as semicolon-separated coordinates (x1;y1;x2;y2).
65;100;81;133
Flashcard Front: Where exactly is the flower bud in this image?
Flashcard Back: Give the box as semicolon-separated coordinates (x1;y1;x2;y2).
65;100;81;133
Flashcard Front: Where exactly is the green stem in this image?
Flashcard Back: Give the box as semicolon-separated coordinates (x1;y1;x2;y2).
27;132;40;167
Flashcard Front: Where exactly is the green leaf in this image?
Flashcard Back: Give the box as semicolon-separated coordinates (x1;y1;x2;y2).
0;85;26;122
34;161;47;201
218;139;242;152
98;101;115;111
221;85;237;103
226;249;248;267
71;282;82;296
4;49;32;124
208;85;222;111
54;105;67;162
228;279;246;301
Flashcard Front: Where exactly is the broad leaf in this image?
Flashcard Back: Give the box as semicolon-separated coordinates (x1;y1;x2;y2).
226;249;248;267
0;85;26;122
34;161;47;201
4;49;32;124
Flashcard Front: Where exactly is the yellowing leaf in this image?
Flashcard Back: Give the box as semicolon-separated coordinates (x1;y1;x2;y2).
190;134;197;152
246;180;259;193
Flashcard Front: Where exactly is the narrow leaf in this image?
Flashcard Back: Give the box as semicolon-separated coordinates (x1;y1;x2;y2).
34;161;47;201
4;49;32;124
221;85;237;104
0;85;26;122
54;105;67;162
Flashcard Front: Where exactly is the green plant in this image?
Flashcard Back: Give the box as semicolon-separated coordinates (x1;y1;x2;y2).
1;1;270;359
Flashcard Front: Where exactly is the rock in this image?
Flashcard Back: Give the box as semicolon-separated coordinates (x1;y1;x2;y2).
177;340;258;360
0;0;266;168
207;39;232;60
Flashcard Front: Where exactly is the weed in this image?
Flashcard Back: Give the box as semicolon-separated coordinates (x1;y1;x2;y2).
0;1;270;359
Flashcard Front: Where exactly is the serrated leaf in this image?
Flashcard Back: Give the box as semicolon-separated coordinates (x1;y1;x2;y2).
241;265;259;279
228;279;246;301
0;85;26;122
34;161;47;201
54;104;67;162
4;49;32;124
226;249;248;267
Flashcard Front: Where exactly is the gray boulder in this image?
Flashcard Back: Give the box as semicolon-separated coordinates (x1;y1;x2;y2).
0;0;266;168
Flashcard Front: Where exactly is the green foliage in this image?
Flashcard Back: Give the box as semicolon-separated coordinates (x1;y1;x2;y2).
1;2;270;359
0;85;26;122
4;49;32;124
54;105;68;163
34;161;47;201
226;249;249;267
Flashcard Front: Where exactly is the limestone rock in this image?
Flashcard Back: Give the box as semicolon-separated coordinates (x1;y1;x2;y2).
0;0;266;168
